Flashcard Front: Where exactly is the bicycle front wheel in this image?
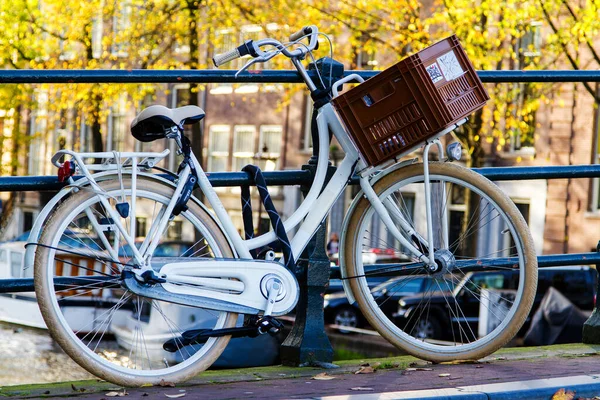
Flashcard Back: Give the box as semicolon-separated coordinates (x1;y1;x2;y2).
34;178;237;387
343;162;537;362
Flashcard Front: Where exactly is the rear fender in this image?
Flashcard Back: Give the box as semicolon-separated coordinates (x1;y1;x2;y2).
25;171;231;270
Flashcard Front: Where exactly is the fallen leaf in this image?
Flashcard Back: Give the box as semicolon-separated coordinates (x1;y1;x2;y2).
355;366;375;374
165;394;186;399
552;388;575;400
441;360;479;365
106;392;128;397
159;380;176;387
438;373;451;377
312;373;336;381
141;383;153;388
475;366;484;369
350;387;374;391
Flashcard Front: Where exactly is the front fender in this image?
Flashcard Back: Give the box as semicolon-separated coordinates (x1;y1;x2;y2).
25;171;231;270
338;158;417;304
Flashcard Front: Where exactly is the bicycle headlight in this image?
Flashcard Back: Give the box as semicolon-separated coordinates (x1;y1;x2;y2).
447;142;462;161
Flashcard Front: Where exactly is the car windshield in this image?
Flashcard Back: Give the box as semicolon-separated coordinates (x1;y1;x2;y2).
372;276;456;295
455;272;505;296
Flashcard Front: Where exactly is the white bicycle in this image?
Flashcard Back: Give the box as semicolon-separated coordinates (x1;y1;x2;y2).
28;25;537;387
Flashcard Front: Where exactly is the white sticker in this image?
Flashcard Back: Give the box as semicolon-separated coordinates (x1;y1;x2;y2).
426;62;444;83
437;51;464;81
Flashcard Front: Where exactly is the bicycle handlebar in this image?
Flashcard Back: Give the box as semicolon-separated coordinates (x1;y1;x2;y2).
289;26;311;42
212;25;319;68
212;47;242;68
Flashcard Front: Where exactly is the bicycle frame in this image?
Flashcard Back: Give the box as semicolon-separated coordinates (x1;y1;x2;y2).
176;101;440;269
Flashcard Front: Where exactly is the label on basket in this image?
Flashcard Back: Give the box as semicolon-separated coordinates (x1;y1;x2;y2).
436;51;464;81
426;62;444;84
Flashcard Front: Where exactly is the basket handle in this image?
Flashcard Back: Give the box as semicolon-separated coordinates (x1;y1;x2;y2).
332;74;365;97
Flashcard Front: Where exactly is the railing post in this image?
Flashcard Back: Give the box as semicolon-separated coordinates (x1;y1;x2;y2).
280;58;343;366
582;241;600;344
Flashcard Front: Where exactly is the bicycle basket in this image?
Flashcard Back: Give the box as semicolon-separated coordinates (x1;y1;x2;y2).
332;35;489;167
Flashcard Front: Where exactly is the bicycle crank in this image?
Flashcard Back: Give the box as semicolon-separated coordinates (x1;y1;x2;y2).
121;258;299;316
162;316;284;353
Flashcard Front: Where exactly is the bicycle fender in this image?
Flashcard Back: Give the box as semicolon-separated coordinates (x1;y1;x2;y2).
25;171;234;270
338;158;417;304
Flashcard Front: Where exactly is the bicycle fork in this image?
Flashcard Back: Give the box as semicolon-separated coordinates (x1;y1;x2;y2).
360;139;449;269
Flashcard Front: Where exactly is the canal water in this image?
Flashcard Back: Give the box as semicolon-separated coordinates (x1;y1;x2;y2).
0;322;92;385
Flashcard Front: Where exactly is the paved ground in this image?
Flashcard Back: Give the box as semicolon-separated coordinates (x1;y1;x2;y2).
2;343;600;399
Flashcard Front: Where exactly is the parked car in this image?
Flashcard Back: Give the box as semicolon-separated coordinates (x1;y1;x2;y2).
118;241;195;258
328;248;412;294
393;266;597;340
324;275;455;331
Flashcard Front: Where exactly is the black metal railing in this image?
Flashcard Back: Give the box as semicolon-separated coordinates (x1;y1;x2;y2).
1;68;600;363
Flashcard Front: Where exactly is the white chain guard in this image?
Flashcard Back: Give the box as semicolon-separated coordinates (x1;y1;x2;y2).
158;259;299;316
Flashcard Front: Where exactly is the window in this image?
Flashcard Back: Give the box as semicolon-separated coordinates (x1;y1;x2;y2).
112;2;132;57
91;12;104;59
301;96;314;152
448;185;467;257
258;125;282;170
213;29;238;69
508;202;530;255
135;217;147;238
22;211;34;233
368;192;415;253
108;95;127;152
208;125;230;172
211;29;236;94
0;250;6;263
28;89;48;176
167;220;183;240
233;125;256;171
520;22;542;58
356;48;378;70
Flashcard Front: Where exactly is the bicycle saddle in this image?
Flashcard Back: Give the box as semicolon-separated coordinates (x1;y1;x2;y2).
131;105;205;142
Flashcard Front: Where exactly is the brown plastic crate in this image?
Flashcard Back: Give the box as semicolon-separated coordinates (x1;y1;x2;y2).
332;35;489;167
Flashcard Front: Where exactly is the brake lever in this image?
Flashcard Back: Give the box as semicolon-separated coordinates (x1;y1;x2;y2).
235;50;279;78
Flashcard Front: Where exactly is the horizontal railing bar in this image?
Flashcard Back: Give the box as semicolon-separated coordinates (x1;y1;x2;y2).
329;252;600;279
0;276;119;294
472;164;600;181
2;69;600;84
1;164;599;192
0;170;314;192
1;252;596;293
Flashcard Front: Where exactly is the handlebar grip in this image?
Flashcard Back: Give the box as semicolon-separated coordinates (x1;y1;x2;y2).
289;26;311;42
212;48;241;68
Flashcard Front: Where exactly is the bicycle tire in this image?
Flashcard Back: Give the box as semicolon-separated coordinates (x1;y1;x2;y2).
34;178;238;387
342;162;537;362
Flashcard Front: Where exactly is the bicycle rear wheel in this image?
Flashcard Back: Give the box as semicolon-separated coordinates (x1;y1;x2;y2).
342;162;537;361
34;178;237;387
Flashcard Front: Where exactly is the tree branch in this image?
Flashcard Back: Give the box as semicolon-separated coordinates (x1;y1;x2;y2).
560;0;600;65
305;3;404;54
539;0;598;101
